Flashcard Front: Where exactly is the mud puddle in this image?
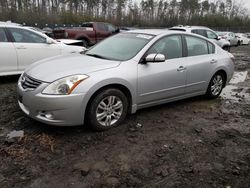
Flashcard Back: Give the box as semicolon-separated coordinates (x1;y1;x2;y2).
221;71;250;102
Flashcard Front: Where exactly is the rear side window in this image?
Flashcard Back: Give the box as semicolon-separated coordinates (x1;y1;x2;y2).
9;28;46;43
191;29;207;37
0;28;8;42
185;36;209;56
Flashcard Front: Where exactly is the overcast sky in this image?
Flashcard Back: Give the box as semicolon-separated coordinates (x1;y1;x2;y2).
242;0;250;11
133;0;250;12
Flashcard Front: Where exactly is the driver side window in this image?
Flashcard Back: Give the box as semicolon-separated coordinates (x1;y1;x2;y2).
147;35;183;60
9;28;46;43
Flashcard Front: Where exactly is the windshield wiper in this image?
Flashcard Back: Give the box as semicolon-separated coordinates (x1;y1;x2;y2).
86;53;109;60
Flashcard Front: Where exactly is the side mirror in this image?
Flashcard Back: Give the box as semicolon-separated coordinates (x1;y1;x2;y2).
46;38;54;44
216;36;221;40
144;53;165;63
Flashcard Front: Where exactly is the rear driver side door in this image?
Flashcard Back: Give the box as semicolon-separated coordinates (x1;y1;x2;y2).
183;35;216;94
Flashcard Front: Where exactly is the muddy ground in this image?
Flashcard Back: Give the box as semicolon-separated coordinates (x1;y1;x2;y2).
0;46;250;188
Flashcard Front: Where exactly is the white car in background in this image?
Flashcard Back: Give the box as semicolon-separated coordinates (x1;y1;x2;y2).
217;32;239;46
236;33;250;45
169;26;231;51
0;22;86;76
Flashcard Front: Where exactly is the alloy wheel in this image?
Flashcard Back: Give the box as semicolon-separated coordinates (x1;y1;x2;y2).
211;75;223;96
96;96;123;127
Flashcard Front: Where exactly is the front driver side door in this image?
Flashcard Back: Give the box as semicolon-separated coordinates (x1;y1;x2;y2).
137;35;187;105
0;27;18;75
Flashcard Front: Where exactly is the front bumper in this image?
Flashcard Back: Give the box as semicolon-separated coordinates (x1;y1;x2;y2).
17;82;87;126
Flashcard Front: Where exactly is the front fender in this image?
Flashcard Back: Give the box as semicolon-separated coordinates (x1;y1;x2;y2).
78;78;137;124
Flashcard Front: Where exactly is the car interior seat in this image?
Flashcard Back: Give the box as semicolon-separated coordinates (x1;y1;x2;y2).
162;39;181;59
192;44;207;56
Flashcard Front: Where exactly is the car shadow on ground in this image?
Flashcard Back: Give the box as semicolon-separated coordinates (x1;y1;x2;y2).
0;75;19;84
20;94;213;136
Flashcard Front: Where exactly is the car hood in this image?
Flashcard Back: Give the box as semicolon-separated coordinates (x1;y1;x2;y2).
25;54;121;82
57;42;86;53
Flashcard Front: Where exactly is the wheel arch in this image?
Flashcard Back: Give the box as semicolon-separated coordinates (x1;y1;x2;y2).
75;34;90;44
82;82;135;125
87;83;133;110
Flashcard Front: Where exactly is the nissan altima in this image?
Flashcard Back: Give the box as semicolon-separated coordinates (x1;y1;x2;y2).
17;30;235;131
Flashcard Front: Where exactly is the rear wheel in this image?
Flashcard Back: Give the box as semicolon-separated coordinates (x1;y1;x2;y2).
86;89;128;131
206;72;226;99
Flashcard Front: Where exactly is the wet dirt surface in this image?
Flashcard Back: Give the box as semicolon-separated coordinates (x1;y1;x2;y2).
0;46;250;188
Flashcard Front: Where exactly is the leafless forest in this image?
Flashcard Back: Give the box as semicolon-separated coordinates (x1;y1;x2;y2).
0;0;250;28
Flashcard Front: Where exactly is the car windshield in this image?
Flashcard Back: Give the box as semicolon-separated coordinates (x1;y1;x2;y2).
85;33;154;61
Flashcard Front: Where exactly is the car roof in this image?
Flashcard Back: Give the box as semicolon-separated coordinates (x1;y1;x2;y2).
0;21;22;27
127;29;184;36
170;25;211;30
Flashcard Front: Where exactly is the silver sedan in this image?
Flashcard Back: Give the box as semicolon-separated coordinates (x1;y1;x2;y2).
17;30;235;131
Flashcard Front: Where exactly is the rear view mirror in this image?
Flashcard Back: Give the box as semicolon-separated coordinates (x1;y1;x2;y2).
144;53;165;63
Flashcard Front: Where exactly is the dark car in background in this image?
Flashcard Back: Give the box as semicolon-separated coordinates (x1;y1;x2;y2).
53;22;119;47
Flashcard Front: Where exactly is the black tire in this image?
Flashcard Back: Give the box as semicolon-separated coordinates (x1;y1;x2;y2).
81;39;88;48
205;72;226;99
86;88;128;131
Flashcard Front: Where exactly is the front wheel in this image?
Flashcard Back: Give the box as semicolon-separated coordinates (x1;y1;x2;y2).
86;89;128;131
205;73;226;99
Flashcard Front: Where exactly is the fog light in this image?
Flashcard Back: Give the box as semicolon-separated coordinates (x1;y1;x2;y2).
39;111;54;120
45;113;53;120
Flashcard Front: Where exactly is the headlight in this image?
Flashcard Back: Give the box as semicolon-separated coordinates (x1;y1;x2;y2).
42;75;89;95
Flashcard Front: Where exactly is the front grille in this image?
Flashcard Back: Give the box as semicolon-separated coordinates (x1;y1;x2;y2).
21;74;42;91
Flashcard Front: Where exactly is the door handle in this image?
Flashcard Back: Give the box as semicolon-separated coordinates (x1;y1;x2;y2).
16;46;27;50
177;66;186;72
210;59;217;64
